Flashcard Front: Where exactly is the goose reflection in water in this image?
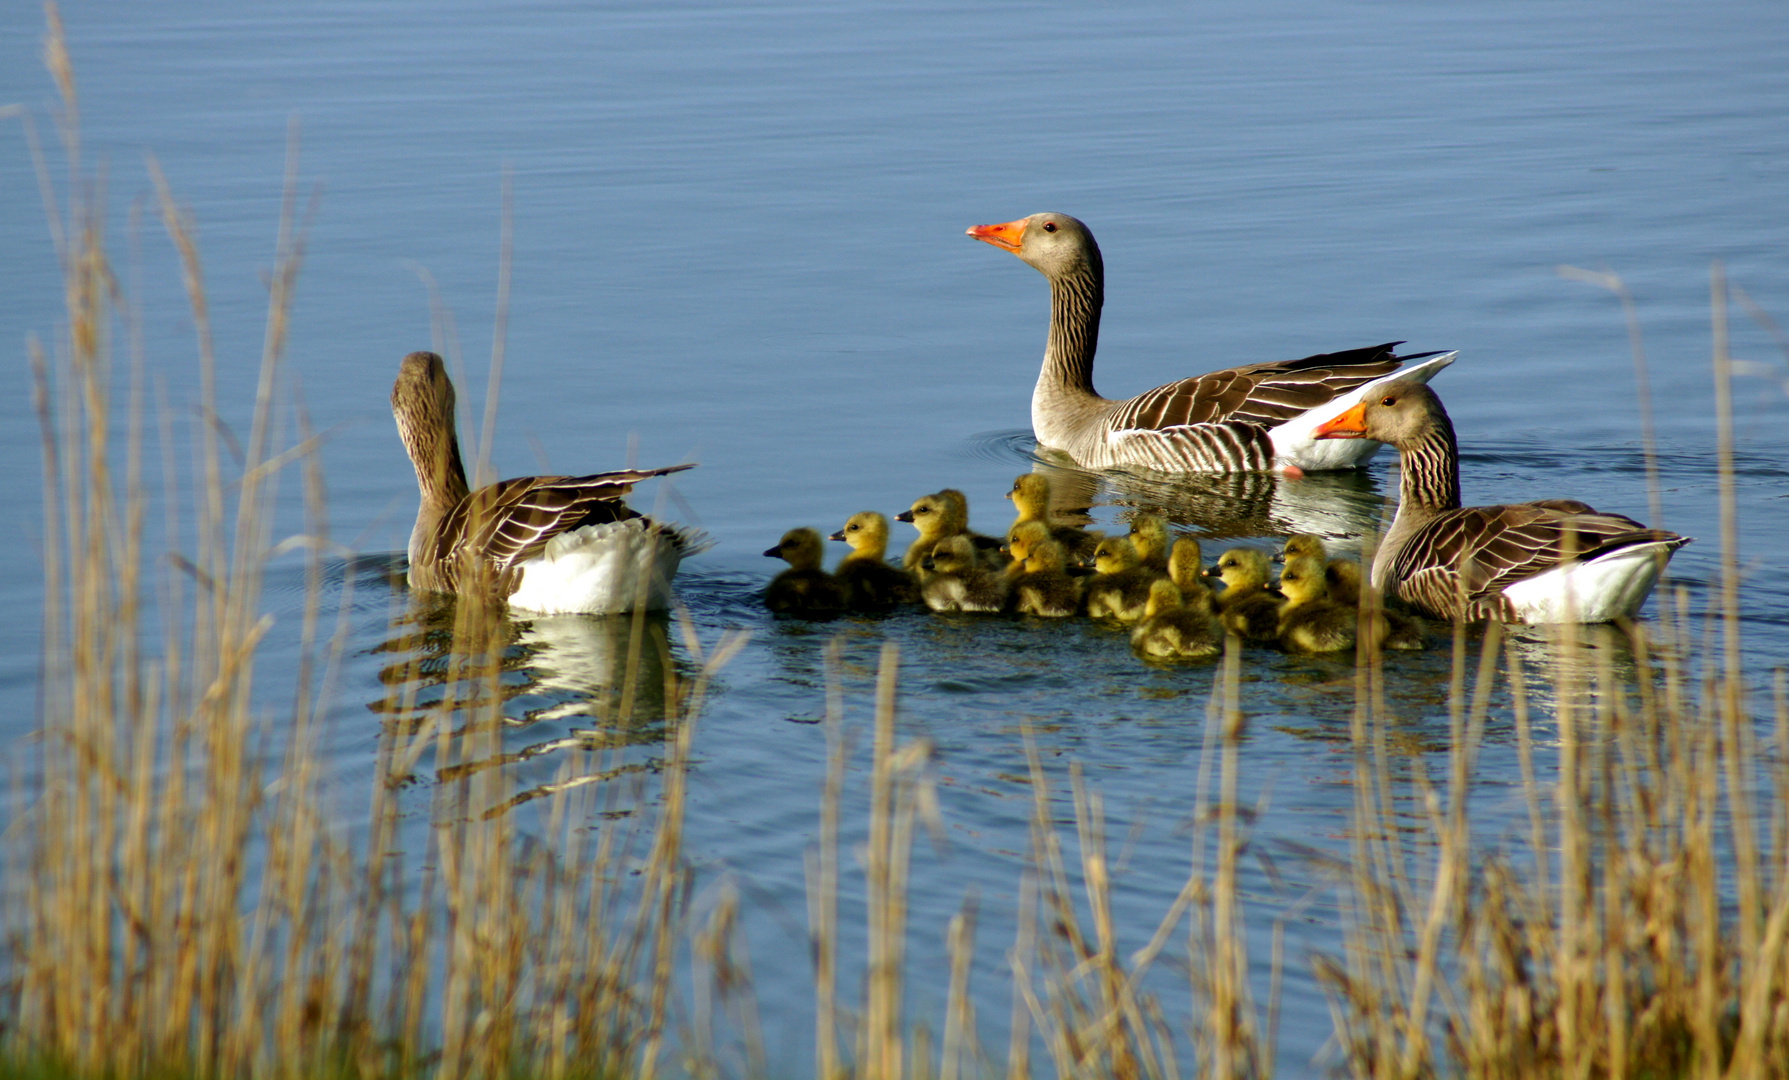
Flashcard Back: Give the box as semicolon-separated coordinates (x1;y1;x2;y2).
1025;447;1390;551
370;592;692;816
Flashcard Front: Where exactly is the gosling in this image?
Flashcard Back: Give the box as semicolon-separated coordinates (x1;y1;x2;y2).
920;535;1010;613
1126;513;1171;573
1005;473;1099;565
1005;521;1083;618
898;488;1004;575
1325;560;1426;651
1276;533;1328;565
1084;536;1162;624
1130;578;1222;662
1204;547;1281;643
1276;554;1356;653
1167;537;1215;601
829;511;918;611
763;528;845;617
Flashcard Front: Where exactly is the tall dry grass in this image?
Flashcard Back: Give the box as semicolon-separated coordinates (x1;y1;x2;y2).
6;9;1786;1080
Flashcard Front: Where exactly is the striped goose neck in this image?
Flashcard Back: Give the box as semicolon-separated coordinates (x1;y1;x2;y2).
1397;414;1462;513
400;409;472;516
1042;268;1102;396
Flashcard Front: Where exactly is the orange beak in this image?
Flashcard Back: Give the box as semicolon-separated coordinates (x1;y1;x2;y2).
967;218;1027;254
1312;402;1369;439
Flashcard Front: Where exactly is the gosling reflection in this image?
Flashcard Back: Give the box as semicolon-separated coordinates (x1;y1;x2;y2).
1025;448;1388;544
371;592;690;812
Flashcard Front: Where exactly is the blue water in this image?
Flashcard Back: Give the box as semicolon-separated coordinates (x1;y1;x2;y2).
3;1;1787;1074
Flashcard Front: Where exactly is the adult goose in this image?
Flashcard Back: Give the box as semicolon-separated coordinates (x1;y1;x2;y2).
1313;380;1690;623
966;212;1457;474
393;351;706;613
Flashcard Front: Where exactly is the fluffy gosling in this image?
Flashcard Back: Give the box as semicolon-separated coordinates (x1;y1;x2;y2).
830;511;918;611
1130;578;1222;661
1005;473;1099;564
899;488;1004;575
764;528;845;617
1204;547;1281;642
920;534;1010;613
1005;521;1083;617
1167;536;1214;601
1276;554;1356;653
1085;536;1162;623
1126;513;1171;573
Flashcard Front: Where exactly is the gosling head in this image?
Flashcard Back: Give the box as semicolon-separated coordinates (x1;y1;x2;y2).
921;534;976;575
765;528;826;571
830;511;890;555
1127;513;1170;565
1006;520;1050;565
1093;535;1141;575
1204;547;1271;590
897;492;948;537
1276;554;1330;605
1007;474;1051;520
1277;533;1327;564
1326;558;1363;604
1167;537;1205;588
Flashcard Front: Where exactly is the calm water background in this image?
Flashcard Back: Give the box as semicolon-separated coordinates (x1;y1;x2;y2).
3;1;1788;1073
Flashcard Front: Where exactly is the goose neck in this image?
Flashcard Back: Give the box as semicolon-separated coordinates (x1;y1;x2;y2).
1040;270;1102;397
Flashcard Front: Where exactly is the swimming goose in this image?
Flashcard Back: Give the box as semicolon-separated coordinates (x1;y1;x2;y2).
1005;474;1100;564
920;535;1011;613
1005;521;1084;617
966;212;1457;474
1313;381;1690;622
899;488;1005;575
392;351;704;613
1084;536;1162;623
764;528;846;617
1130;579;1223;661
1276;554;1357;653
830;512;919;610
1204;547;1282;642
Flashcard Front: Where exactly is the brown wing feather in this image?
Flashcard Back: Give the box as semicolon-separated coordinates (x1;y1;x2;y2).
1106;342;1411;431
1391;502;1657;618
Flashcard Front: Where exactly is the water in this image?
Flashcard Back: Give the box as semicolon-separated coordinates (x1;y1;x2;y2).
3;0;1788;1073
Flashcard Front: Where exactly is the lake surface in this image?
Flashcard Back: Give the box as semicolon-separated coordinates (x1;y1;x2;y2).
3;1;1787;1074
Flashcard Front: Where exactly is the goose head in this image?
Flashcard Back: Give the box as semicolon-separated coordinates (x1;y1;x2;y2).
967;212;1103;283
1312;379;1452;449
830;511;890;555
765;528;826;571
391;350;470;503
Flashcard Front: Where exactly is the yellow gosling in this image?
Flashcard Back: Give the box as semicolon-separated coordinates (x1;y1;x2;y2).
764;528;845;617
1085;535;1162;623
920;535;1010;613
1277;533;1328;565
1131;578;1222;661
829;511;918;611
1204;547;1281;642
1167;536;1215;601
1006;523;1083;617
1325;557;1362;605
898;488;1004;574
1276;554;1356;653
1127;512;1171;572
1005;473;1099;564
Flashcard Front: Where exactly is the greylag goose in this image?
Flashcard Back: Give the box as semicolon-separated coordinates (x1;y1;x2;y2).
1204;547;1282;642
764;528;846;617
1313;380;1690;622
966;212;1457;474
829;512;919;611
920;535;1011;613
1084;536;1162;623
1131;579;1223;662
1275;554;1358;653
1005;474;1100;564
1005;522;1084;617
392;351;704;613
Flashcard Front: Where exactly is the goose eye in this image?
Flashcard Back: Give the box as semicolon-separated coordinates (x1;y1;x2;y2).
1380;395;1396;407
1042;221;1057;233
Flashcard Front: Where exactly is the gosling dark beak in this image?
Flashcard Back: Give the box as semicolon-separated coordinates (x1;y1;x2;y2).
921;557;937;572
828;530;846;542
895;510;915;523
762;546;782;558
1201;565;1221;578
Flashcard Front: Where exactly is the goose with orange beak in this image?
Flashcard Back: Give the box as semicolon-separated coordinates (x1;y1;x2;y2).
1312;380;1689;622
966;212;1456;474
